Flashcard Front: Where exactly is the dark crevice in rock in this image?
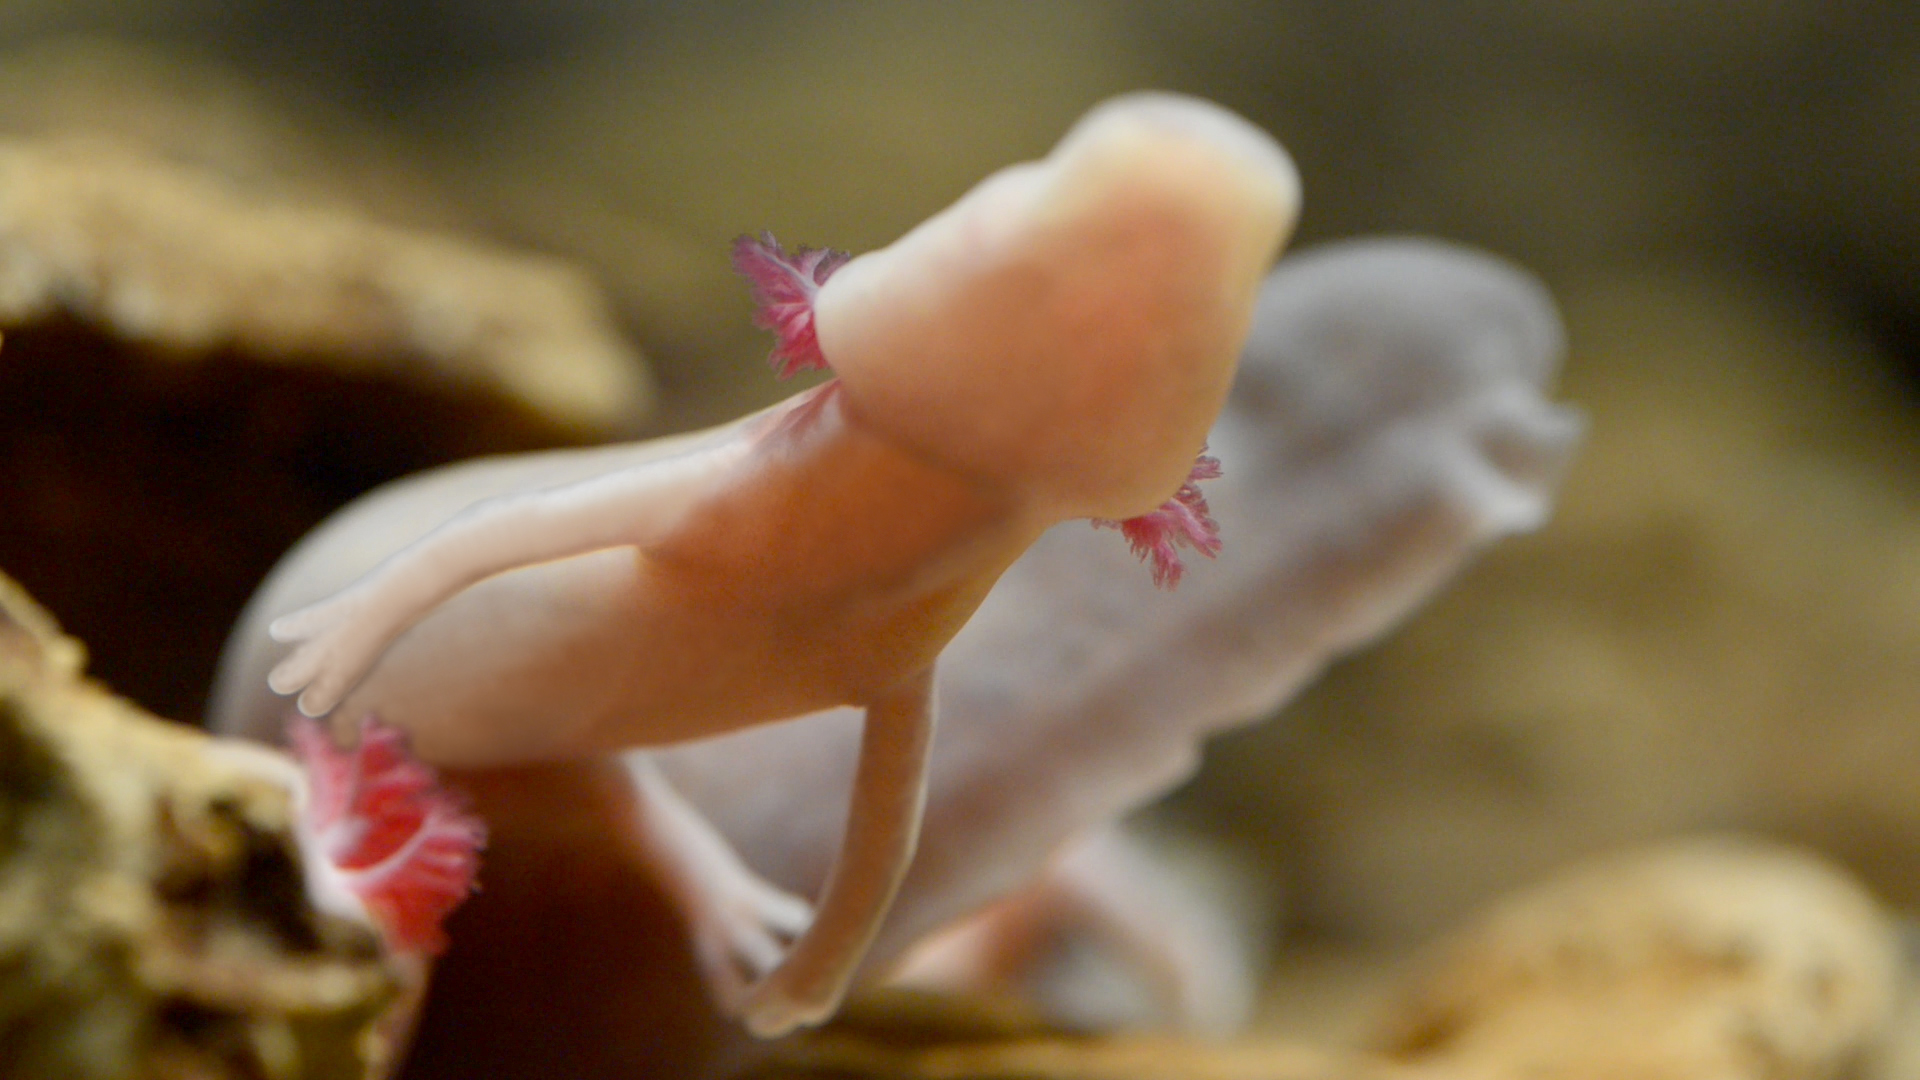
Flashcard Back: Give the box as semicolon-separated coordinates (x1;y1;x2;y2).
0;316;590;722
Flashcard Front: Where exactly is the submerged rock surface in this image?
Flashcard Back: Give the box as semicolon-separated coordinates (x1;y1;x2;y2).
0;572;405;1080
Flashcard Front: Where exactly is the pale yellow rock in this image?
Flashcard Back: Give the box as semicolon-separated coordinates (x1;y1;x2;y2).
1374;836;1905;1080
0;571;404;1080
760;989;1389;1080
0;136;651;434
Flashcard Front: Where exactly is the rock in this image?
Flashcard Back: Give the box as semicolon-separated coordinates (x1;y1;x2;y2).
0;136;649;719
0;137;649;431
756;989;1383;1080
1374;836;1906;1080
0;571;406;1079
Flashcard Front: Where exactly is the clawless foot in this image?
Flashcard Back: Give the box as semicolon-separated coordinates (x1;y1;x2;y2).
621;755;815;1011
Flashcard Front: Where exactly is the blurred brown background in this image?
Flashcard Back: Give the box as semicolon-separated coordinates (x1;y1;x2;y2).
1;0;1917;1023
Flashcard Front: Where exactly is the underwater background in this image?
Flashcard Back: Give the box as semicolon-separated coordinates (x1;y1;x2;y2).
0;2;1916;1075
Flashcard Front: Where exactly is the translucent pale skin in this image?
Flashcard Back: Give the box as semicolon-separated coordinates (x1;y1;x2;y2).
210;93;1299;1036
481;238;1579;1076
218;238;1581;1076
653;237;1585;1033
888;823;1262;1035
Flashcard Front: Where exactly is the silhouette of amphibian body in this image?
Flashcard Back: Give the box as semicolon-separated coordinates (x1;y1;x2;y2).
211;92;1301;1036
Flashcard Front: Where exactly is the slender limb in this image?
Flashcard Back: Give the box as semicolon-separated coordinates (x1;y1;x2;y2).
620;754;815;1013
267;438;747;716
889;826;1255;1034
1039;826;1255;1034
740;667;937;1037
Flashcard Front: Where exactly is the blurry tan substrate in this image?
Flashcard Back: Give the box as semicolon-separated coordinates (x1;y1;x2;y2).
0;37;460;230
0;136;650;431
771;1031;1372;1080
0;571;405;1080
760;989;1381;1080
1374;836;1907;1080
756;838;1914;1080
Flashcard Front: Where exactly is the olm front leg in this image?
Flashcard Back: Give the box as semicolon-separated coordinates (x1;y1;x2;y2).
267;439;747;717
740;667;937;1037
